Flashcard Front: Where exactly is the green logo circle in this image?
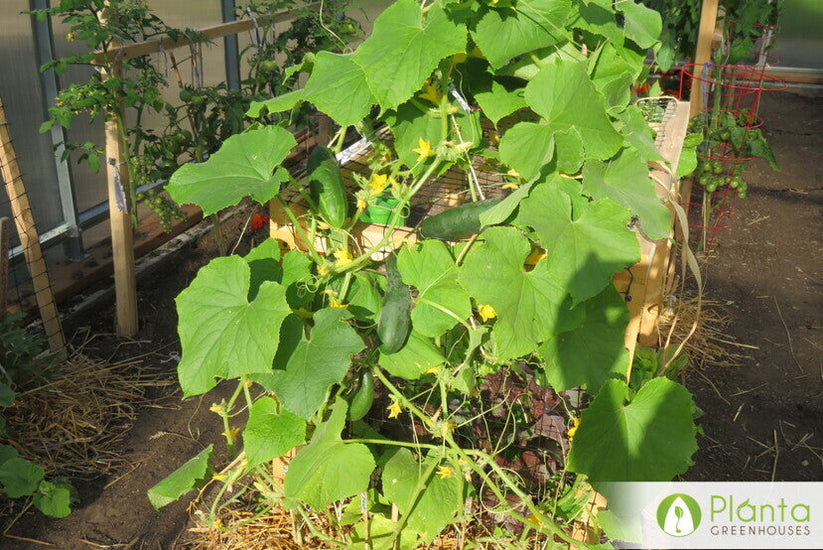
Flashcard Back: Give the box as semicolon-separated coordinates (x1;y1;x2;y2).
657;493;701;537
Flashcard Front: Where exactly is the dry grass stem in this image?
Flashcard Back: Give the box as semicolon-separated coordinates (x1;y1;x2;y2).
770;430;779;482
658;295;749;371
772;296;804;374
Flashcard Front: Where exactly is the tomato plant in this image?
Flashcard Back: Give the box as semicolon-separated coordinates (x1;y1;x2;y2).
153;0;701;546
30;0;361;233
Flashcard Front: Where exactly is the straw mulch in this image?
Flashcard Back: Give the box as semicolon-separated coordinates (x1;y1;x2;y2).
178;504;558;550
1;331;176;479
657;293;752;370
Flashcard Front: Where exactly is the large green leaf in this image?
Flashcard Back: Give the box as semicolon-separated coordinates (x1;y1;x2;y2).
0;383;15;407
539;285;630;392
567;378;698;483
379;331;446;380
148;445;213;509
458;227;578;359
353;0;466;110
472;0;572;69
498;122;555;180
284;399;375;509
398;241;471;338
0;457;43;498
244;397;306;467
176;256;291;397
469;68;528;126
582;148;672;240
280;250;315;307
617;0;662;49
270;308;364;419
524;58;623;161
382;448;462;542
167;125;296;216
244;238;281;301
569;0;622;44
301;51;374;127
589;43;638;109
518;183;640;304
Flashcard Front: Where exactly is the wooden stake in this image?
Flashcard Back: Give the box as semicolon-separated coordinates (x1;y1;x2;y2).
690;0;720;116
0;217;8;312
0;96;66;352
102;59;139;337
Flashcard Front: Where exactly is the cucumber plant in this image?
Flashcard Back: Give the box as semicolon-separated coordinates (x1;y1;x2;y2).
155;0;702;546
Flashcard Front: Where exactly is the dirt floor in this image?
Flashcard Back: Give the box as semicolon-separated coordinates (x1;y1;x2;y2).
2;91;822;549
681;90;823;482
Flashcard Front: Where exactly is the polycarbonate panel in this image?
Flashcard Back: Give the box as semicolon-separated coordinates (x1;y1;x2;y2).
0;1;64;240
772;0;823;69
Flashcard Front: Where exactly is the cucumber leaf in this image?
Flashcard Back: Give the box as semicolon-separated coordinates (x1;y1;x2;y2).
270;308;364;419
147;445;213;509
244;397;306;467
582;147;672;240
382;448;462;542
33;479;74;518
379;331;446;380
167;125;296;216
524;58;623;162
517;184;640;305
458;227;579;358
353;0;466;110
472;0;572;69
539;285;631;392
398;241;472;338
176;256;291;397
617;0;662;49
0;457;43;498
567;378;698;484
284;399;374;509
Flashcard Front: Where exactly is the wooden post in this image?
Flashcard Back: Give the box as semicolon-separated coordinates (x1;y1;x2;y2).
0;96;66;353
689;0;720;116
102;58;139;337
0;217;8;312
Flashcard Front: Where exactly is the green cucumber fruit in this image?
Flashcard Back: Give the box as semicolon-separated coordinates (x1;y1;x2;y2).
347;370;375;421
307;145;347;229
418;197;504;241
377;254;412;354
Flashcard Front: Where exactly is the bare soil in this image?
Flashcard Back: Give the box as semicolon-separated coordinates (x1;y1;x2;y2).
3;91;821;549
681;91;823;482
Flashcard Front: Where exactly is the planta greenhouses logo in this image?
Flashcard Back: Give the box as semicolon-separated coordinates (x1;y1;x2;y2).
657;493;702;536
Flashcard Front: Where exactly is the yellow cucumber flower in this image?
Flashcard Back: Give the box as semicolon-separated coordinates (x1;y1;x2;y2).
387;396;402;419
436;465;454;479
478;304;497;322
369;173;388;194
568;417;581;439
334;248;353;267
329;297;348;309
419;80;442;104
413;138;435;161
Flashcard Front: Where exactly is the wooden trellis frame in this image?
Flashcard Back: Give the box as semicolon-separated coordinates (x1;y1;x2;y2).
89;4;316;336
0;95;66;353
690;0;721;116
